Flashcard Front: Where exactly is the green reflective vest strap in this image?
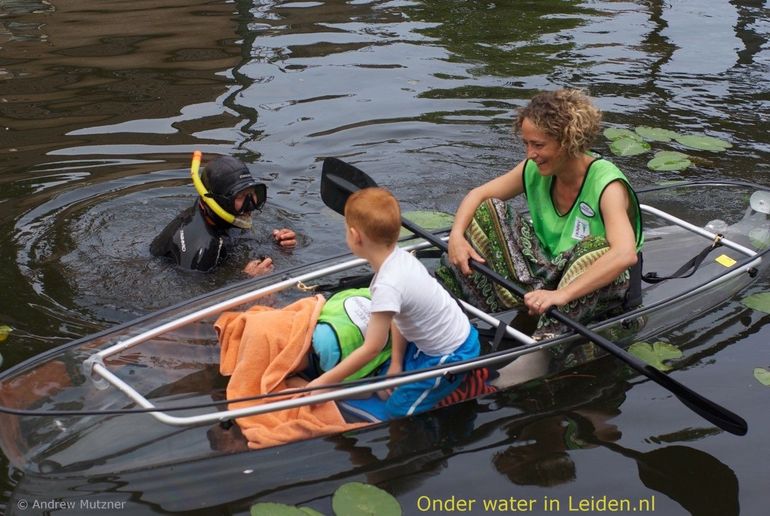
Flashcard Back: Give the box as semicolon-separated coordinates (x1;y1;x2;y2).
317;288;392;381
523;158;644;258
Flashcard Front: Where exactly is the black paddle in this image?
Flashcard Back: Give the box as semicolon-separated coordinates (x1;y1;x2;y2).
319;156;748;436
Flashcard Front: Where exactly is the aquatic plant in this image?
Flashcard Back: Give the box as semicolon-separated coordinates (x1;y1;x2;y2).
250;482;401;516
647;151;692;172
628;341;683;371
741;292;770;313
603;125;732;171
399;210;454;239
753;368;770;387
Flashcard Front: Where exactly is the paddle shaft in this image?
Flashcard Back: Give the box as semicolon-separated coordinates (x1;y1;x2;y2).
399;216;747;436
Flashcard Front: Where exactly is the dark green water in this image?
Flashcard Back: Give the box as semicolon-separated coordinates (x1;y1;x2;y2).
1;0;769;514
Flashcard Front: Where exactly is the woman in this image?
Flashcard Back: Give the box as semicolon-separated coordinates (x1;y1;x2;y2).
440;89;643;378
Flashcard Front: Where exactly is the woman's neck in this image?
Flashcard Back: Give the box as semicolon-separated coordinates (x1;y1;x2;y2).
554;153;592;188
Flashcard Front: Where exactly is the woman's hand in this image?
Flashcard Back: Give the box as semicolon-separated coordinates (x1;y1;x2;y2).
243;257;274;277
524;289;568;316
447;233;485;275
273;228;297;248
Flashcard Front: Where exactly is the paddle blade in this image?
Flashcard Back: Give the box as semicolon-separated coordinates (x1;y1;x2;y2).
320;157;378;215
636;446;739;515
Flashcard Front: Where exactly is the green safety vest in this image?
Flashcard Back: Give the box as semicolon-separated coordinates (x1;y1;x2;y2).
317;288;391;380
523;157;644;259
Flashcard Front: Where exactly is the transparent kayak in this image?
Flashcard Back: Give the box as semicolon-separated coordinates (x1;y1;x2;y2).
1;180;769;480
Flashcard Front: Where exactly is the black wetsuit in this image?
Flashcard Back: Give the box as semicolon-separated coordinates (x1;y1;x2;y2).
150;201;230;272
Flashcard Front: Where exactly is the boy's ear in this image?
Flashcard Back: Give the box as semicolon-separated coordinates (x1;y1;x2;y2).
348;225;363;244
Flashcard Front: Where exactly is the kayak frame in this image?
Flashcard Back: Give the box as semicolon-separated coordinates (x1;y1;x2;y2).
80;195;764;427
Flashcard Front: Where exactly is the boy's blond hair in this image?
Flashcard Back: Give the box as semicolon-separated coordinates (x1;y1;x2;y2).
344;187;401;245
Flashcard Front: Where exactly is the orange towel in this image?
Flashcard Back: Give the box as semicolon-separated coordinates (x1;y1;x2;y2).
215;295;363;449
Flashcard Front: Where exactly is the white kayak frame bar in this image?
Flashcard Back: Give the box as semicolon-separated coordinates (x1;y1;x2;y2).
82;205;761;427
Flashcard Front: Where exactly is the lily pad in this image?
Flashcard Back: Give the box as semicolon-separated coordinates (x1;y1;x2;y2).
250;503;308;516
647;151;692;172
299;508;324;516
400;210;454;238
332;482;402;516
0;325;11;343
741;292;770;314
674;134;732;152
603;127;637;141
635;126;679;142
749;228;770;249
754;368;770;386
609;137;651;157
628;341;683;371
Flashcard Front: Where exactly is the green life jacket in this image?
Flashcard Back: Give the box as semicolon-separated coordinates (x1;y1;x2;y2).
523;157;644;259
317;288;391;380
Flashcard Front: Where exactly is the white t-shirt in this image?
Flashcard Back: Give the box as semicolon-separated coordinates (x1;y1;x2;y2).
370;246;471;356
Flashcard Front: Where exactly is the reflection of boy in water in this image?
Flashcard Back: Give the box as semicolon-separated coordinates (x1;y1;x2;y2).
150;156;296;276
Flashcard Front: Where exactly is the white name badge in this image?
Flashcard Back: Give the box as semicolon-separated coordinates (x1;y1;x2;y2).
343;296;372;335
572;217;590;240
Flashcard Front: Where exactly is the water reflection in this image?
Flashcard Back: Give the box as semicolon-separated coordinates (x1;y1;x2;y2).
0;0;242;163
1;0;770;512
489;372;739;515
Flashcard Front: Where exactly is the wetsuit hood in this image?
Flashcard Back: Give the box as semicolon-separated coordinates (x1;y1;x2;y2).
199;156;265;228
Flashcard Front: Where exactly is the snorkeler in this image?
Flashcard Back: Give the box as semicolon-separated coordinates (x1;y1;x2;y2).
150;152;296;275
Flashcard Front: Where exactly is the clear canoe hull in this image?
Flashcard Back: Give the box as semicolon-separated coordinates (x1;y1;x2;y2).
1;180;769;492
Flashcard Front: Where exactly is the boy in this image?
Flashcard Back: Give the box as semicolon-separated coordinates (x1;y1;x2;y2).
307;187;479;418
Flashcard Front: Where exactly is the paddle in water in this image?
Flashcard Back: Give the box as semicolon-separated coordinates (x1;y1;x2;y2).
319;156;748;436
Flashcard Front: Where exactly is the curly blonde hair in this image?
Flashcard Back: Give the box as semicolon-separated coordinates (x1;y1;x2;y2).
515;89;602;157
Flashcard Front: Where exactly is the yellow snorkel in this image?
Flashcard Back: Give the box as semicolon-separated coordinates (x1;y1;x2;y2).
190;150;237;225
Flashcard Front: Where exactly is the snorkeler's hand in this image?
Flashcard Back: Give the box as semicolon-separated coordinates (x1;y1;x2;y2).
244;256;274;277
448;233;485;275
273;228;297;248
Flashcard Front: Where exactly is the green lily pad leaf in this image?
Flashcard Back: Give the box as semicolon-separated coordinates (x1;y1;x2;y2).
674;134;732;152
400;211;454;238
332;482;402;516
609;137;651;156
250;503;308;516
0;325;11;343
754;368;770;386
741;292;770;313
603;127;637;141
647;151;692;172
628;341;683;371
635;126;679;142
299;508;324;516
749;228;770;249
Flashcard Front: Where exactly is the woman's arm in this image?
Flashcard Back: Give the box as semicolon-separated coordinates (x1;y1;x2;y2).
524;180;638;314
448;160;527;275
